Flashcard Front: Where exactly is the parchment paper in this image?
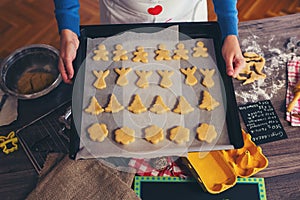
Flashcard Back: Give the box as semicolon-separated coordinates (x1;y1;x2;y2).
75;26;232;160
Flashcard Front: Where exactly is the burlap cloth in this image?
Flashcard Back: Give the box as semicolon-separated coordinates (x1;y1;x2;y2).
26;153;140;200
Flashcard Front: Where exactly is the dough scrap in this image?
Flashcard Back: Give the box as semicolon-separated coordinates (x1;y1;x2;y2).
242;71;265;85
173;96;194;114
192;41;208;58
157;70;174;88
92;70;110;90
199;90;220;111
114;67;132;86
173;43;189;60
128;94;147;114
144;125;164;144
112;44;128;61
105;94;124;113
169;126;190;144
149;95;170;114
88;123;108;142
180;66;198;86
93;44;109;61
84;96;104;115
196;123;217;143
132;46;148;63
115;127;135;145
155;44;172;61
199;68;215;88
135;70;152;88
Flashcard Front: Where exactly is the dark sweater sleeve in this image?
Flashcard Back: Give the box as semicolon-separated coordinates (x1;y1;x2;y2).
53;0;80;36
212;0;238;39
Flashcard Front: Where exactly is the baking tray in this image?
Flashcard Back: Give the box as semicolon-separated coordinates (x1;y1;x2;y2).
69;22;243;159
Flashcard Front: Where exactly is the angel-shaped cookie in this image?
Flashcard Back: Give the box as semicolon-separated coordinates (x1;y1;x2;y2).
157;70;174;88
180;66;198;86
92;70;110;89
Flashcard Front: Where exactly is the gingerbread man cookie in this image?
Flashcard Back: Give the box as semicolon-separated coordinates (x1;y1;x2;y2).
169;126;190;144
155;44;172;61
115;127;135;145
199;90;220;111
112;44;128;62
93;44;109;61
135;70;152;88
114;67;132;86
132;46;148;63
149;95;170;114
196;123;217;143
105;94;124;113
144;125;164;144
92;70;110;90
88;123;108;142
192;41;208;58
157;70;174;88
180;66;198;86
128;94;147;114
173;96;194;115
84;96;104;115
173;43;189;60
199;68;215;88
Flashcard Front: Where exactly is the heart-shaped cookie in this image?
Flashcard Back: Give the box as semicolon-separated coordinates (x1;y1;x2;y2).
147;5;163;15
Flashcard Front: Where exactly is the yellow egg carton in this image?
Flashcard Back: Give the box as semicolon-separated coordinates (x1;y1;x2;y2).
182;129;268;194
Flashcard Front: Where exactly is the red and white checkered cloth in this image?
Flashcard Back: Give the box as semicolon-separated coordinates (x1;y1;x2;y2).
128;157;188;178
286;60;300;126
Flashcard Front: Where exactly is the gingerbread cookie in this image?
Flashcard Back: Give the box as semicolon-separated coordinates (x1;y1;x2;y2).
88;123;108;142
114;67;132;86
128;94;147;114
180;67;198;86
84;96;104;115
173;96;194;115
149;95;170;114
196;123;217;143
135;70;152;88
112;44;128;61
192;41;208;58
155;44;172;61
199;68;215;88
105;94;124;113
93;44;109;61
132;46;148;63
144;125;164;144
173;43;189;60
199;90;220;111
157;70;174;88
169;126;190;144
115;127;135;145
93;70;110;90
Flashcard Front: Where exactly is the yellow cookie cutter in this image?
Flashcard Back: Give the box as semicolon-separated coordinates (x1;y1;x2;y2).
0;131;18;154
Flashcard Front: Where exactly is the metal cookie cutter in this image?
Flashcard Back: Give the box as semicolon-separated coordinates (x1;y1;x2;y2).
0;131;18;154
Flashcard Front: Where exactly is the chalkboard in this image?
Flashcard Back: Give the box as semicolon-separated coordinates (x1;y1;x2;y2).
238;100;287;144
134;176;266;200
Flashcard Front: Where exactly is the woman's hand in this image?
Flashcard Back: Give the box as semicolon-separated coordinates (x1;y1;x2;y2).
58;29;79;84
222;35;245;78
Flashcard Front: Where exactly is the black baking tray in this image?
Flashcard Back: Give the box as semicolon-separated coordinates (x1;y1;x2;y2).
69;22;243;159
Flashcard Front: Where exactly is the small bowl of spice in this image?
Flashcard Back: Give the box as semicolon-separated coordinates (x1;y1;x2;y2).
0;44;61;99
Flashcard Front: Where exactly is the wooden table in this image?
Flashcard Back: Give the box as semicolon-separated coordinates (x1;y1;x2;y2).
0;13;300;200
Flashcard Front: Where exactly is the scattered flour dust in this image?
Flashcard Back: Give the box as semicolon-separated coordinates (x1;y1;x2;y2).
235;35;299;104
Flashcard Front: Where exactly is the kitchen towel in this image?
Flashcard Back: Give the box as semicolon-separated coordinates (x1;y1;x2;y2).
286;60;300;126
0;89;17;126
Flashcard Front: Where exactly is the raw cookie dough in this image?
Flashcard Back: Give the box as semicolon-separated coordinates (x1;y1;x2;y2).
132;46;148;63
192;41;208;58
196;123;217;143
114;67;132;86
199;68;215;88
115;127;135;145
144;125;164;144
173;43;189;60
93;44;109;61
149;95;170;114
157;70;174;88
199;90;220;111
128;94;147;114
84;96;104;115
173;96;194;114
93;70;110;90
88;123;108;142
155;44;172;61
105;94;124;113
169;126;190;144
112;44;128;61
180;67;198;86
135;70;152;88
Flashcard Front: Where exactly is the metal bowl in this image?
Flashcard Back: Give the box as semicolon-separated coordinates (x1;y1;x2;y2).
0;44;62;99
